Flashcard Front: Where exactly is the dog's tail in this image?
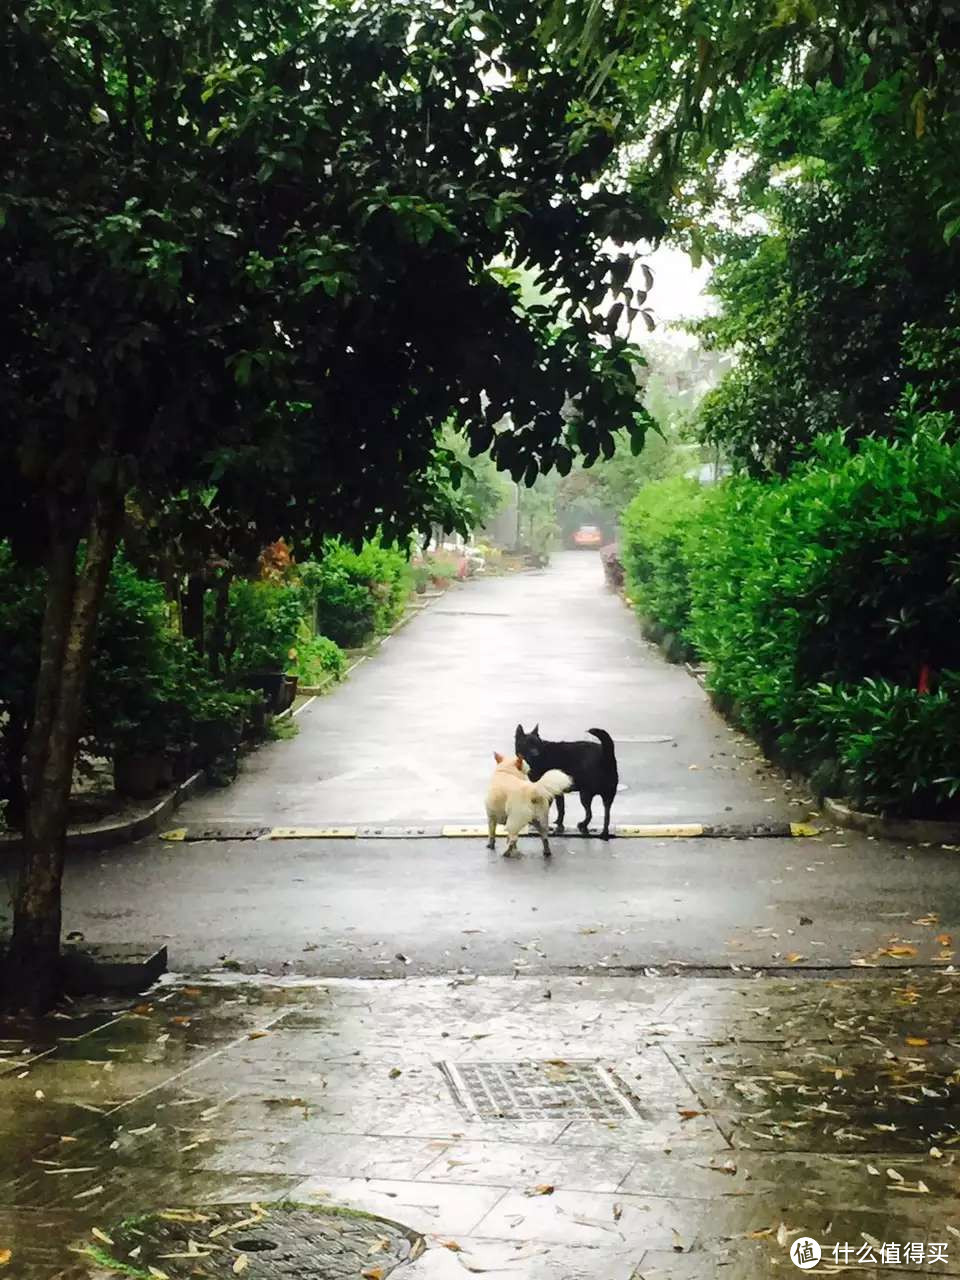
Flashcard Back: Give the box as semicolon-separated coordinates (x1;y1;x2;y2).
533;769;573;800
588;727;616;763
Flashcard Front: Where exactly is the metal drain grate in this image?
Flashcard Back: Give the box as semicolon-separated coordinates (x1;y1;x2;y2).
439;1059;641;1120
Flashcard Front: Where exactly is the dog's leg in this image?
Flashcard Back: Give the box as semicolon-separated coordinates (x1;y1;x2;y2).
552;792;565;835
577;791;593;835
533;816;551;857
600;795;613;840
486;810;497;851
503;816;522;856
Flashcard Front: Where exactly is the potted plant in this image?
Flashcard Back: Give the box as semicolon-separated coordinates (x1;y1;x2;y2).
226;581;304;713
112;713;175;799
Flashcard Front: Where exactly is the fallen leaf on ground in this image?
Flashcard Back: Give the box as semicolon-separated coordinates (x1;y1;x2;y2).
882;945;918;958
784;953;804;964
247;1030;269;1040
0;1251;10;1267
388;1067;402;1079
525;1184;555;1196
678;1108;703;1121
905;1036;929;1046
440;1240;463;1252
886;1168;904;1182
937;933;953;945
169;1016;192;1026
233;1258;249;1276
613;1202;623;1221
91;1228;113;1246
361;1268;384;1280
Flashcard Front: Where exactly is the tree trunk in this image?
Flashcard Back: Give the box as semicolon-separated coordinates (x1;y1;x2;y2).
207;575;231;676
4;492;122;1013
182;574;206;657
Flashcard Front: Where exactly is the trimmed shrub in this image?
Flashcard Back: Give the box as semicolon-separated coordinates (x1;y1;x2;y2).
224;580;305;673
300;537;411;648
620;476;708;654
619;419;960;816
293;633;346;685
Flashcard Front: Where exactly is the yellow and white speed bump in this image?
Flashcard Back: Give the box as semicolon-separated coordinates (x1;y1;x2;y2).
160;820;820;842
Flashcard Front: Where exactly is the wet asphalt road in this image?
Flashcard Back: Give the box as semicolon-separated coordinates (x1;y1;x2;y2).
42;553;960;974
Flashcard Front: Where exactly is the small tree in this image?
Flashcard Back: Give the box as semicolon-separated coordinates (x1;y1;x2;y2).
1;0;657;1008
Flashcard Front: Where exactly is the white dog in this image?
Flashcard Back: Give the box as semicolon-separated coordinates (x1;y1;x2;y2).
485;752;572;856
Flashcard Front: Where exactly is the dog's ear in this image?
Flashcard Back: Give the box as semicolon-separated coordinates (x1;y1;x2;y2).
494;751;503;763
532;723;540;737
515;723;524;737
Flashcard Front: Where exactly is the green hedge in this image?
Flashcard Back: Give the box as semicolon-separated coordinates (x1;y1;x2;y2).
619;475;706;655
620;422;960;816
301;537;411;648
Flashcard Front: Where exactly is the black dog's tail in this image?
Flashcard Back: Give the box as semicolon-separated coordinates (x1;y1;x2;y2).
587;727;616;763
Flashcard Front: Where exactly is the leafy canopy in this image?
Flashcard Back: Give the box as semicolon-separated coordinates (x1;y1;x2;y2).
1;0;661;560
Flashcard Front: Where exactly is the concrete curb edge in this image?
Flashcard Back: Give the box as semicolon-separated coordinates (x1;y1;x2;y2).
824;797;960;845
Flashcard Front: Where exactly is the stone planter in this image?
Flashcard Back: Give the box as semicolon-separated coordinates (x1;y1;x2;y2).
113;751;172;800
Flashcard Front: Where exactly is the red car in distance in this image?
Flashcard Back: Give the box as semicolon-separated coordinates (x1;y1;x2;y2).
572;524;603;548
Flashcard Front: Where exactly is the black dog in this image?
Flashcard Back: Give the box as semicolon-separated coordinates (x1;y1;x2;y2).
514;724;619;839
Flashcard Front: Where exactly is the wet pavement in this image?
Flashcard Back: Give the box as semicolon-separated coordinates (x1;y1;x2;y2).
26;551;960;975
3;551;960;1275
173;551;799;828
2;975;960;1278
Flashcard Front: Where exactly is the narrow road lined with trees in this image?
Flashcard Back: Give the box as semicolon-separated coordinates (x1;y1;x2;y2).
52;554;960;978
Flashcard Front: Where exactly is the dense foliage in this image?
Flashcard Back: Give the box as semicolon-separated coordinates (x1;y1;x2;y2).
621;418;960;816
693;82;960;473
300;539;411;649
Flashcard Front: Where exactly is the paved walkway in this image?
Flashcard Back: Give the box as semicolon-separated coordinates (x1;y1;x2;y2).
183;551;795;826
3;974;959;1278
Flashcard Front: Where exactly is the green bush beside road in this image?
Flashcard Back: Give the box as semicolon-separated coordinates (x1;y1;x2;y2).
621;421;960;817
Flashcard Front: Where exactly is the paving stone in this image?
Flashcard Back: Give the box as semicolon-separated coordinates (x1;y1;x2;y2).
290;1176;507;1236
415;1137;638;1192
473;1186;703;1249
413;1237;639;1278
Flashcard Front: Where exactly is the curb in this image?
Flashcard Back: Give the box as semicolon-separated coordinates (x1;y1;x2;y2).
825;797;960;845
158;819;822;843
0;769;205;856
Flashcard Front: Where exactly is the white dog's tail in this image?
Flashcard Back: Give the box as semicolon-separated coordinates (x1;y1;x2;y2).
534;769;573;800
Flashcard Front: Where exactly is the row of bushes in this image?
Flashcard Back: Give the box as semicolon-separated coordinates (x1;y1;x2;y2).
0;534;421;815
620;417;960;817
